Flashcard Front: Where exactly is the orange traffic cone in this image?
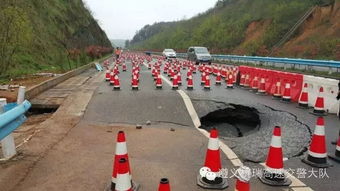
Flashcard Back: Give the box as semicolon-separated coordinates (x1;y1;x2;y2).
111;132;129;185
235;166;251;191
243;74;250;88
215;72;222;85
232;72;237;83
312;87;326;116
197;128;228;189
239;74;245;87
298;83;309;108
201;72;206;85
272;81;282;99
110;72;115;86
158;178;171;191
204;75;211;90
177;73;182;86
172;74;179;90
257;78;266;95
131;75;139;90
329;135;340;162
302;117;332;168
111;132;139;191
170;69;175;80
156;74;162;89
106;70;111;81
187;75;194;90
251;76;259;91
187;70;192;80
226;74;233;89
258;126;291;186
115;158;139;191
113;75;120;90
114;66;119;75
281;83;291;102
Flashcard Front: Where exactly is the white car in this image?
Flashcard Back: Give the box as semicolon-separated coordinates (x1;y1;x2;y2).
162;49;177;59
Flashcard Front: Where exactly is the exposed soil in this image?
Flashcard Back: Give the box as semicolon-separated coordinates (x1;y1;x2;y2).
233;20;271;54
231;2;340;59
280;2;340;58
0;113;53;155
0;75;53;102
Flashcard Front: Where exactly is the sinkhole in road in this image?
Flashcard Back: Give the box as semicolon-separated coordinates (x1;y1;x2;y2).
28;105;59;116
200;104;260;137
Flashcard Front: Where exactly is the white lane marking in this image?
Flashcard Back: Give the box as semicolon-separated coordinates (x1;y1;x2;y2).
160;75;172;86
142;61;312;190
145;61;246;166
290;187;314;191
177;89;243;167
176;90;202;129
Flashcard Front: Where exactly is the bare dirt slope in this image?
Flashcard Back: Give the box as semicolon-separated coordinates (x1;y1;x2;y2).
280;2;340;59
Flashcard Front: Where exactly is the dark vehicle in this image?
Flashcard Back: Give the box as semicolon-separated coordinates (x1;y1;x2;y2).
145;51;151;56
187;46;212;65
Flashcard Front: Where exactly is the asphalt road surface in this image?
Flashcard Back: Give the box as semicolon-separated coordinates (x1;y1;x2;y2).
2;56;340;191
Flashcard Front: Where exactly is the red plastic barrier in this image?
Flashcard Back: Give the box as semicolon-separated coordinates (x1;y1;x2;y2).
248;67;259;87
268;70;281;95
238;66;249;75
239;65;303;102
279;72;303;102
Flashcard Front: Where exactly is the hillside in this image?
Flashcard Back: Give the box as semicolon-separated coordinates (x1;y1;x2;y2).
0;0;112;79
129;0;339;60
111;39;127;48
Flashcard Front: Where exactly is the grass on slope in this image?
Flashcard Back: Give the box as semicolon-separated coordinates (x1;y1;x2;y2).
0;0;111;81
130;0;330;55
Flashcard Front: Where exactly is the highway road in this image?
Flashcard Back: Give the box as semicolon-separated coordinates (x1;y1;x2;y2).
1;54;340;191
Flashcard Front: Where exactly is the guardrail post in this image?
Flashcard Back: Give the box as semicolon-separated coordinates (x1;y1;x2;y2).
0;86;26;160
307;65;312;71
0;98;17;159
328;67;333;75
17;86;26;104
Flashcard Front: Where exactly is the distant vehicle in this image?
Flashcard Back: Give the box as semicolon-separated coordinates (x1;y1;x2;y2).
162;49;177;59
187;46;212;65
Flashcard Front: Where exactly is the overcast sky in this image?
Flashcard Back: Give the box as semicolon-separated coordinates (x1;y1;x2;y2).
83;0;217;40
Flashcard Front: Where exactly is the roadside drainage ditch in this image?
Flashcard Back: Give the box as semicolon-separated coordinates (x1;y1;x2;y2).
28;106;59;116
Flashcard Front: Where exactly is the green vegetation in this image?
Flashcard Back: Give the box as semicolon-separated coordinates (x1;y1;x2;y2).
111;39;128;48
129;0;337;58
0;0;112;80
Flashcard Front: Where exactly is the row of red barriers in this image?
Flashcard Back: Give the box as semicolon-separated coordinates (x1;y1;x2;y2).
239;66;303;102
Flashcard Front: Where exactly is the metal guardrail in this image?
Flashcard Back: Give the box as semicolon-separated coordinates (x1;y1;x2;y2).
0;100;31;141
150;52;340;69
1;86;31;160
212;55;340;68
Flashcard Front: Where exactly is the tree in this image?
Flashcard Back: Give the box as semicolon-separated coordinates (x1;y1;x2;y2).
0;5;32;76
125;40;130;48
